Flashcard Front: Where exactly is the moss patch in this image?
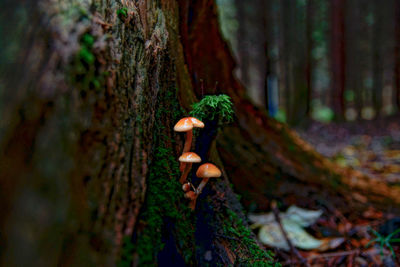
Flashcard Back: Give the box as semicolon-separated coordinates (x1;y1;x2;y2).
69;32;108;92
190;94;234;125
217;209;279;266
125;87;195;266
117;7;128;21
118;236;135;267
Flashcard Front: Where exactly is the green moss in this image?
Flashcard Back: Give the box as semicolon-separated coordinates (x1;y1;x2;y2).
118;236;135;267
117;7;128;21
69;32;108;91
127;87;195;266
81;33;95;47
217;209;279;266
190;94;234;125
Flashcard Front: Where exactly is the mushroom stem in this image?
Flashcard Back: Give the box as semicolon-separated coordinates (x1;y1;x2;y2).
179;163;192;184
183;130;193;153
196;178;210;195
180;130;193;171
189;198;197;210
180;163;185;172
184;191;197;210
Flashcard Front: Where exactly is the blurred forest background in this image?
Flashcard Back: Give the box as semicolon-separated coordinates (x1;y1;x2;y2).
217;0;400;125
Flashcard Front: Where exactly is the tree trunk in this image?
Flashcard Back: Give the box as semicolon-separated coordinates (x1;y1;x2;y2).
235;0;250;89
1;0;400;266
305;0;314;117
280;0;294;123
330;0;346;120
346;0;364;117
372;0;383;117
395;0;400;110
280;0;308;125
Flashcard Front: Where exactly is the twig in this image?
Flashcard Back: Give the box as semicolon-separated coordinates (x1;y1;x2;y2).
282;250;359;266
215;233;241;242
271;201;310;267
307;249;359;260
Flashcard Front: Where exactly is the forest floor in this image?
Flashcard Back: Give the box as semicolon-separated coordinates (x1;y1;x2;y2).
298;116;400;185
257;117;400;266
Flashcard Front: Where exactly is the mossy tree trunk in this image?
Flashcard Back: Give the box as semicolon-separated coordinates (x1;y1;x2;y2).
1;0;399;266
0;1;273;266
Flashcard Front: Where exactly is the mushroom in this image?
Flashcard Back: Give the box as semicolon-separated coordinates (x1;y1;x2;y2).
174;117;204;153
184;191;196;200
184;190;197;210
189;117;204;128
195;163;222;195
178;152;201;184
182;182;191;192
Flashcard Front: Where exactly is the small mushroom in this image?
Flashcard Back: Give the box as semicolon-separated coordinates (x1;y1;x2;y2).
184;191;196;200
182;182;191;192
174;117;204;153
178;152;201;184
184;191;197;210
195;163;222;195
189;117;204;128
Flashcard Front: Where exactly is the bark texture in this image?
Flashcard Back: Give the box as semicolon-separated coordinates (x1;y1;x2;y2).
0;0;273;266
330;0;346;120
1;0;399;266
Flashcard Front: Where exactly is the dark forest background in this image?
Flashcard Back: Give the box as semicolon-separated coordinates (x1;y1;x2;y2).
217;0;400;125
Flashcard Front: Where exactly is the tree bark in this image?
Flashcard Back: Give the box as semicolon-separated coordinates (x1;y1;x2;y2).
395;0;400;110
305;0;314;117
330;0;346;120
346;0;364;117
372;0;383;117
280;0;308;125
0;1;273;266
234;0;250;88
1;0;400;266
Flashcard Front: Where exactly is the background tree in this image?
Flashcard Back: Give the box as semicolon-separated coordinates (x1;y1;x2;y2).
372;0;384;117
1;0;400;266
345;0;364;118
330;0;346;120
395;0;400;110
305;0;315;117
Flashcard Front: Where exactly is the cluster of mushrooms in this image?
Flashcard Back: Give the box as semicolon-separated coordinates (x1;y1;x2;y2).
174;117;222;210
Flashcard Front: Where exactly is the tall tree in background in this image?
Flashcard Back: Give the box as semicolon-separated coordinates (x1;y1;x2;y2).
263;0;271;111
263;0;280;115
280;0;308;125
255;0;268;108
346;0;364;117
234;0;267;107
305;0;315;116
330;0;346;120
372;0;384;117
235;0;249;88
280;0;293;121
395;0;400;110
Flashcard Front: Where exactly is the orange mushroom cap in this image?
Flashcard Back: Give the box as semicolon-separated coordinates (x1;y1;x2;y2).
189;117;204;128
179;152;201;163
174;118;193;132
174;117;204;132
196;163;221;178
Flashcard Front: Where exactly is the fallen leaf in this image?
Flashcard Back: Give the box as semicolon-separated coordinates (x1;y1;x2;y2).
317;237;345;251
258;220;322;251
